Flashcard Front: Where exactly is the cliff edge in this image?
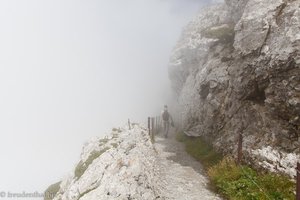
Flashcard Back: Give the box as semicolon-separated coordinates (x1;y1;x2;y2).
45;124;221;200
47;125;158;200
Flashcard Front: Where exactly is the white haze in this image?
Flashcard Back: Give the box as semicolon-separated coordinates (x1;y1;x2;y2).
0;0;220;195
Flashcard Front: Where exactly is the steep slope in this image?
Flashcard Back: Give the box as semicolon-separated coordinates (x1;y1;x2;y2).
46;124;220;200
169;0;300;177
49;125;159;200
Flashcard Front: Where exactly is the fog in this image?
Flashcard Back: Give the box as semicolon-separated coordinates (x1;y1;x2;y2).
0;0;220;196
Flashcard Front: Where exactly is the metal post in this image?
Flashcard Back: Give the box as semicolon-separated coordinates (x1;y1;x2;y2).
155;117;158;133
151;117;155;135
297;162;300;200
128;119;131;130
159;116;161;130
148;117;151;135
157;116;159;131
237;132;243;164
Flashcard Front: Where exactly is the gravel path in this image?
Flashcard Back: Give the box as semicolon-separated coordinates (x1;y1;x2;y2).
153;129;222;200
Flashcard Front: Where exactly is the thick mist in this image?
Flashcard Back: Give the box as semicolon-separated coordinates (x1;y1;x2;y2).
0;0;220;196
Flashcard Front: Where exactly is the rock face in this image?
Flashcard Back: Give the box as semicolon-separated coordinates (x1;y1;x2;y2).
46;124;223;200
169;0;300;177
48;125;159;200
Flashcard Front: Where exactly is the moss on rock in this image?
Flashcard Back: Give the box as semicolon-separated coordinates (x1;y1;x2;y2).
44;181;61;200
75;147;110;179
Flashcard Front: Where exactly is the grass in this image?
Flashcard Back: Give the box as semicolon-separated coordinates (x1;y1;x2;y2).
176;132;295;200
44;181;61;200
208;157;295;200
176;132;222;169
74;147;110;179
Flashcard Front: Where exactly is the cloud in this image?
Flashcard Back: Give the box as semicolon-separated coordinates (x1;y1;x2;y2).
0;0;221;193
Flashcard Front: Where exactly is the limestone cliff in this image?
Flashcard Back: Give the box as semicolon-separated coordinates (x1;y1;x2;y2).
45;125;221;200
46;125;159;200
169;0;300;177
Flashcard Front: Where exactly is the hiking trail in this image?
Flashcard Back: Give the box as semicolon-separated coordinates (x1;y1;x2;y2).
153;129;222;200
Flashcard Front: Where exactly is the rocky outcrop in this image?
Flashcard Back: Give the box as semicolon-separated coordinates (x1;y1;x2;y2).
45;125;221;200
47;125;159;200
169;0;300;177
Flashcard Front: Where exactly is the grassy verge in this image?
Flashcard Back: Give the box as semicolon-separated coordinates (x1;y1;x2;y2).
44;181;61;200
176;132;295;200
74;147;110;179
176;132;222;169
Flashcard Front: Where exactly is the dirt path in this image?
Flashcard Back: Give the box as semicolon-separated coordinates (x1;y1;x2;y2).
153;129;222;200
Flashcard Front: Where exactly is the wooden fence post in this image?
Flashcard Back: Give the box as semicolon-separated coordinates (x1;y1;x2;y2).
237;132;243;164
297;162;300;200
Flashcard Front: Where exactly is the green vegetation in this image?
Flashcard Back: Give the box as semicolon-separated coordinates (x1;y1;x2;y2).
75;147;110;179
176;132;295;200
176;132;222;169
208;157;295;200
44;181;61;200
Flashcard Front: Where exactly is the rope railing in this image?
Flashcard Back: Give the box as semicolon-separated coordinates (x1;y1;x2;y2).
146;114;300;198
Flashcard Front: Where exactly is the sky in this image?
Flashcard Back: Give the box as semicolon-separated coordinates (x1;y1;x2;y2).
0;0;221;197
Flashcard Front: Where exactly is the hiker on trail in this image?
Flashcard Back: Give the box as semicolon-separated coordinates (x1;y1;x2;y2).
161;105;174;138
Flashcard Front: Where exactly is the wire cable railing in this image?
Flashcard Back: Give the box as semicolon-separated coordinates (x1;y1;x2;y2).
147;114;300;199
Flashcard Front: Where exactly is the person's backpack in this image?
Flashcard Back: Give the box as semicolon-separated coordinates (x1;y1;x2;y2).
162;110;169;121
